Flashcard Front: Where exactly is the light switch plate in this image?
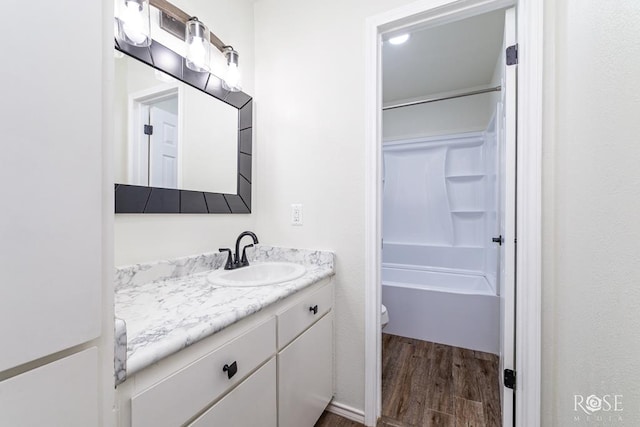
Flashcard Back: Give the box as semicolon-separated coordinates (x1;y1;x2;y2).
291;204;303;226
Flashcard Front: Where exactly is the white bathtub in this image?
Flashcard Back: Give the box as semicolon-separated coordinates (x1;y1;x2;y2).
382;265;499;354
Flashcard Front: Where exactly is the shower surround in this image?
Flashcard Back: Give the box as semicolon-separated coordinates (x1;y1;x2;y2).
382;129;499;353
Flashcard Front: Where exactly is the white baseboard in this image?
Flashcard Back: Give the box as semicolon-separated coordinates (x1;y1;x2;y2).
326;401;365;424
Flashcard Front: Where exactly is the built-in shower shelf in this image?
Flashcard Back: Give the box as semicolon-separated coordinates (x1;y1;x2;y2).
445;174;485;180
384;130;498;269
451;210;485;247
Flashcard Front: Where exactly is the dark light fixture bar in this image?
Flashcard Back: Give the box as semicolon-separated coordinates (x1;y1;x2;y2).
150;0;227;53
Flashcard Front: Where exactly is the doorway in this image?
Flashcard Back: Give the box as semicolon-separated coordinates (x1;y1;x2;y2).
379;7;514;426
128;86;182;189
364;1;542;426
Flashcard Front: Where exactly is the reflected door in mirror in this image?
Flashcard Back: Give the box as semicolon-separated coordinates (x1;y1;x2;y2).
149;104;179;188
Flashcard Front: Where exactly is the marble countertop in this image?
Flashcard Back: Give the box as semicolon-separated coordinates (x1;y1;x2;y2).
114;245;334;384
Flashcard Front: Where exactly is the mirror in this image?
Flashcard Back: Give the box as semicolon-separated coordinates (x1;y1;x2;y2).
114;38;253;214
115;55;238;194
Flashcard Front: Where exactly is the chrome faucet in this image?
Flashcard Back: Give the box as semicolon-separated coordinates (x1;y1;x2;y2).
219;231;259;270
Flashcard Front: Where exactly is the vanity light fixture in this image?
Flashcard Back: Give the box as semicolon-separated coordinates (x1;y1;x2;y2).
122;0;244;82
185;17;211;73
117;0;152;47
223;47;241;92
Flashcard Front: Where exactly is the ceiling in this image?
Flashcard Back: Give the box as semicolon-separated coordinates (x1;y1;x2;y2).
382;10;506;104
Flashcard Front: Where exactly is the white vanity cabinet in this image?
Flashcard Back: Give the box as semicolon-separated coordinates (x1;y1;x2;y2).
277;280;333;349
117;278;334;427
277;282;334;427
131;318;276;427
189;358;277;427
278;313;333;427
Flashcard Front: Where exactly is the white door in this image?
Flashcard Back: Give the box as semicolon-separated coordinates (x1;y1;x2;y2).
0;0;102;372
499;7;517;427
0;348;99;426
149;105;179;188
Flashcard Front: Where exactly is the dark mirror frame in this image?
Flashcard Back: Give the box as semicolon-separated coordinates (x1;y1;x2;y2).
114;37;253;214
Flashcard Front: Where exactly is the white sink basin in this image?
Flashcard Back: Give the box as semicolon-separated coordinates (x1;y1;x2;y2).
208;262;307;287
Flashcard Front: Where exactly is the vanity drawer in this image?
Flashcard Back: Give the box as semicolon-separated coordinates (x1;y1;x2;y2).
277;281;333;349
131;317;276;427
188;357;277;427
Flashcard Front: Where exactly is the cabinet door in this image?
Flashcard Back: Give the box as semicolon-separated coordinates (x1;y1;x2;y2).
278;312;333;427
132;318;276;427
0;0;102;371
189;358;277;427
277;281;333;349
0;348;99;426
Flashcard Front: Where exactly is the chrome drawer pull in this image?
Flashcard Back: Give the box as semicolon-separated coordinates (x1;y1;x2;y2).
223;361;238;379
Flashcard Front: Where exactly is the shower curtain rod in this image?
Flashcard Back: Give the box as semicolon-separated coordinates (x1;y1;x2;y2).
382;85;502;111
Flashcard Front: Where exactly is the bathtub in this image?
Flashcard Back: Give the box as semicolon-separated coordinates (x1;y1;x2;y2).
382;265;499;354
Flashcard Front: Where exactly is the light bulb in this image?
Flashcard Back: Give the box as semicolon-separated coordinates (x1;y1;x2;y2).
120;0;150;46
224;63;241;91
187;36;209;71
223;47;241;92
185;18;211;73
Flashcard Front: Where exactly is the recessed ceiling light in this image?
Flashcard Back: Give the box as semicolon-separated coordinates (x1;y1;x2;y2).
389;34;410;45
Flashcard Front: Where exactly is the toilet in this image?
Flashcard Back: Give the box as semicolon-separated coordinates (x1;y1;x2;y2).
381;304;389;330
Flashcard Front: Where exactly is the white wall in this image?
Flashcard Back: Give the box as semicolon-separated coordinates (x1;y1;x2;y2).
383;13;503;142
383;92;495;140
542;1;640;425
254;0;419;412
115;0;256;266
182;88;237;193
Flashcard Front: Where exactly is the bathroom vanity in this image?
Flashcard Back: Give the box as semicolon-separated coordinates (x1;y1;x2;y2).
114;246;335;427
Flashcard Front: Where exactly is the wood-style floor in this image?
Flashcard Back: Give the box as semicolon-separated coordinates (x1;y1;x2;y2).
315;333;501;427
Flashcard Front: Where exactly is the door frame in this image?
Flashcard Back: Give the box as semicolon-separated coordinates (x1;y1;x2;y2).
127;84;183;187
363;0;543;426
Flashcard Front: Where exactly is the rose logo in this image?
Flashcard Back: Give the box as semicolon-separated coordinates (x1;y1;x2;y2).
585;395;603;413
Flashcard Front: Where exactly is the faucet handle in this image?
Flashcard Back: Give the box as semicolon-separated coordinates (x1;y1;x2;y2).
240;244;254;267
219;248;234;270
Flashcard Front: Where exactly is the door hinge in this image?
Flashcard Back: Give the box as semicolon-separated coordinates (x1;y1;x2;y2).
144;124;154;135
506;44;518;65
504;369;516;389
